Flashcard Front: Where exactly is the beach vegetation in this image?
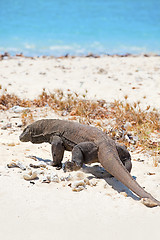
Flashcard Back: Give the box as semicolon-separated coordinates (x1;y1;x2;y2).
0;87;159;161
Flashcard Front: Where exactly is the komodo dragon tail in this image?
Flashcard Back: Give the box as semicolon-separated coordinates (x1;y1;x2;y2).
98;141;160;207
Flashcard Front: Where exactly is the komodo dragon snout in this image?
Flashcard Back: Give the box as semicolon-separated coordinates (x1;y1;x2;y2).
19;126;32;142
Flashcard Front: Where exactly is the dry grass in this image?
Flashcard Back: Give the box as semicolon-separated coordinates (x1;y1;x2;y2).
0;88;160;156
21;111;34;126
0;92;31;109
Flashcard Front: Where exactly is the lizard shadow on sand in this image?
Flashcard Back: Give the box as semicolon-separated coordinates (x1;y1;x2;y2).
28;155;51;164
82;164;139;201
28;155;139;201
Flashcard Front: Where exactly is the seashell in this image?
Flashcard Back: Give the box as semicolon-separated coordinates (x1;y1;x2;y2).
120;192;128;197
7;162;17;168
30;162;47;168
50;171;58;177
42;175;51;183
72;180;86;189
26;155;38;161
60;176;65;181
141;198;158;208
37;169;45;175
72;180;86;193
7;160;26;170
84;178;90;185
1;123;12;130
105;193;112;197
16;161;26;170
124;122;132;130
72;186;85;192
147;172;156;175
10;106;30;113
76;172;85;180
89;178;98;187
23;171;38;181
42;172;59;183
16;122;23;127
27;170;32;175
65;174;73;181
50;174;59;183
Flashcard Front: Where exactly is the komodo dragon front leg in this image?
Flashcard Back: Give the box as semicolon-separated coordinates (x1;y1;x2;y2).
50;136;65;169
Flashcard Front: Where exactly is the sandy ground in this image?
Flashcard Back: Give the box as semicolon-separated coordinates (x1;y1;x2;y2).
0;55;160;108
0;55;160;240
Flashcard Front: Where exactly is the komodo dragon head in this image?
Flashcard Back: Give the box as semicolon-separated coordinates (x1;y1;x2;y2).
19;125;32;142
19;121;47;143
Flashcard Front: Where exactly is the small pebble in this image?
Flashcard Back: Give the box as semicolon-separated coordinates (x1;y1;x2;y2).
76;172;85;180
72;186;85;192
141;198;158;207
120;192;128;197
147;172;155;175
1;123;12;130
65;174;73;181
60;176;65;181
42;175;51;183
16;122;23;127
50;175;59;183
90;178;98;187
30;162;47;168
10;106;30;113
72;180;86;188
71;180;86;192
42;172;59;183
84;178;90;185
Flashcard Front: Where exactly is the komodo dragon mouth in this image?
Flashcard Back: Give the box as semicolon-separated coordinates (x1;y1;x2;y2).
19;127;32;142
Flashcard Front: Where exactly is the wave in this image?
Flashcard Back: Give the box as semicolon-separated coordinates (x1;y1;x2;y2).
0;43;159;57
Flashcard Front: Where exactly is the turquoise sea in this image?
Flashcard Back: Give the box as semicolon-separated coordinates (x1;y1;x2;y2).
0;0;160;56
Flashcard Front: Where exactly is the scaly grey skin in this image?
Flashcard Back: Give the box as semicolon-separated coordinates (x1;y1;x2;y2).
19;119;132;171
19;119;160;207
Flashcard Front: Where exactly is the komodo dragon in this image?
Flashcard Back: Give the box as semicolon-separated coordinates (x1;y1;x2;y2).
19;119;160;207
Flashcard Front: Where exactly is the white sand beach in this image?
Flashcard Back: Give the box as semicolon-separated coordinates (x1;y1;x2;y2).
0;55;160;240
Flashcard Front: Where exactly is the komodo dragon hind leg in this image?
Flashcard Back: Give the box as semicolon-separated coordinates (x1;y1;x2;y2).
63;144;84;172
115;143;132;173
63;142;98;172
63;142;132;174
50;136;65;169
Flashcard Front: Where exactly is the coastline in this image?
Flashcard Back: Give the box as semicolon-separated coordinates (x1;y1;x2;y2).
0;54;160;240
0;53;160;109
1;51;160;59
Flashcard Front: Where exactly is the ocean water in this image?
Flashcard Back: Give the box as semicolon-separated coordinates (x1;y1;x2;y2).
0;0;160;56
